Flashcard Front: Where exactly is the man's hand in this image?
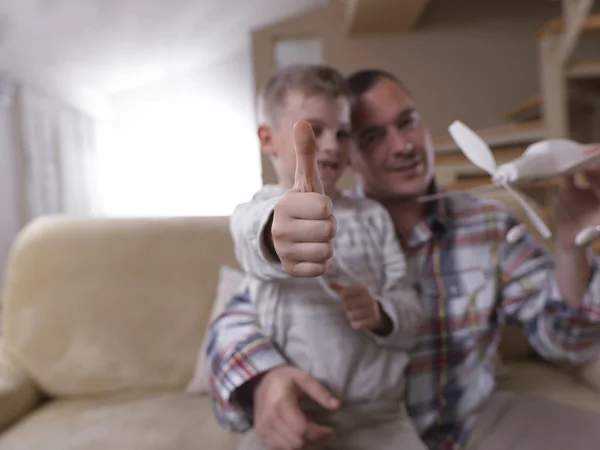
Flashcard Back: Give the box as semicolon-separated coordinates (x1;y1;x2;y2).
554;145;600;250
253;366;340;450
553;145;600;305
329;280;390;334
270;120;336;278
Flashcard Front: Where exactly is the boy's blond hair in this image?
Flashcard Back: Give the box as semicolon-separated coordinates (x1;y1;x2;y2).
257;64;350;127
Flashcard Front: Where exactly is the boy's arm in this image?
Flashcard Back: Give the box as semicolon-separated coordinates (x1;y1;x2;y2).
500;215;600;364
206;289;288;432
371;207;423;348
230;195;292;280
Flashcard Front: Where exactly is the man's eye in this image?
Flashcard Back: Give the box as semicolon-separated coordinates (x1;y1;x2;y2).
311;126;323;137
362;132;381;145
337;130;350;141
398;112;421;130
398;118;415;129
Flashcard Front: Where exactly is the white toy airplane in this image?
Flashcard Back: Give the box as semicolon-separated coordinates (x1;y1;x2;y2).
419;120;600;247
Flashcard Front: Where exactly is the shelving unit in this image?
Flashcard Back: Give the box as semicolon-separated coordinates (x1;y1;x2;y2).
434;1;600;237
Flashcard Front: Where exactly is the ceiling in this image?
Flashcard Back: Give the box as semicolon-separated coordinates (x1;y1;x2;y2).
345;0;433;35
0;0;570;116
0;0;325;109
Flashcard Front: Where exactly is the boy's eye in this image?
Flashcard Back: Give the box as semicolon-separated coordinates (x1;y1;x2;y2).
310;126;323;137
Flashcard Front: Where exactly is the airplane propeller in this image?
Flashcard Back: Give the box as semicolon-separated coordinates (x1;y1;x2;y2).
446;120;552;240
419;121;600;248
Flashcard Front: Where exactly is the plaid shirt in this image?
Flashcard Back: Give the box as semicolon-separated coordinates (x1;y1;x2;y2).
206;187;600;449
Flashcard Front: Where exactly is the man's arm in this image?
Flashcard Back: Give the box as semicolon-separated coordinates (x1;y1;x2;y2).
552;148;600;305
206;289;287;432
206;288;341;445
500;215;600;365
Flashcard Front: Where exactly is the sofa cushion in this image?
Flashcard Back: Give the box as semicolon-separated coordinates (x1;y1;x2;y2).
497;324;535;361
577;357;600;393
0;341;40;432
0;393;239;450
2;216;239;397
499;359;600;414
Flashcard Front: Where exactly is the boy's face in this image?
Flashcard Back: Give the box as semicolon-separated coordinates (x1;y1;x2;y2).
260;91;351;192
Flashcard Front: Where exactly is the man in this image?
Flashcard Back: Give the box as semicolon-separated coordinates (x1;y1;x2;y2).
207;69;600;450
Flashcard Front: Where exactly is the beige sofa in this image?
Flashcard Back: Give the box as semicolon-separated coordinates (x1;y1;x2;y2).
0;193;599;449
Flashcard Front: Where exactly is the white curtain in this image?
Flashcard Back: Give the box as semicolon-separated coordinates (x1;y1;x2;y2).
18;87;99;219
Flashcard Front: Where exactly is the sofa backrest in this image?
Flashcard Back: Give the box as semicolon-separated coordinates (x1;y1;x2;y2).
2;215;238;397
1;189;552;396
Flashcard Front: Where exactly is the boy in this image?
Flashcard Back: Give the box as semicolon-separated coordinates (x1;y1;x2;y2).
228;64;426;450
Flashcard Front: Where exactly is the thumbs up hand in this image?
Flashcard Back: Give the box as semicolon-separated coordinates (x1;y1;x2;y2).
270;120;337;278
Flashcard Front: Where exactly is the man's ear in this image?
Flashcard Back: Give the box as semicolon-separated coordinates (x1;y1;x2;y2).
258;124;277;157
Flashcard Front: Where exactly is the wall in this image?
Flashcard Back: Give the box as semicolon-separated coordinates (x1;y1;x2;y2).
98;47;262;217
0;102;22;287
252;0;561;186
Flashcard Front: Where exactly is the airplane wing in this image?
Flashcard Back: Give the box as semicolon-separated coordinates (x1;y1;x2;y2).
511;148;600;185
558;148;600;175
419;147;600;203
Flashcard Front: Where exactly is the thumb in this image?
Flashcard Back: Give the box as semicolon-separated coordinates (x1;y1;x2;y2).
293;371;340;410
293;120;324;194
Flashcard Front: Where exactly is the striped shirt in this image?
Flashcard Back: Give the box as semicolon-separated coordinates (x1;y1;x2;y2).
206;186;600;449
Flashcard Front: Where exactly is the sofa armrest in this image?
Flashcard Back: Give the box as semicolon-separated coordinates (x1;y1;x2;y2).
0;341;41;430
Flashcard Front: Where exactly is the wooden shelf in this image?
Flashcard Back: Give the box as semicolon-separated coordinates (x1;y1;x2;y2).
444;176;559;191
568;58;600;79
503;93;593;122
536;14;600;39
503;95;542;122
432;120;546;153
436;146;525;166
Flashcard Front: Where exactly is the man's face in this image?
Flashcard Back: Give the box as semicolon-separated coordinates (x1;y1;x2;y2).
350;78;435;200
260;91;351;193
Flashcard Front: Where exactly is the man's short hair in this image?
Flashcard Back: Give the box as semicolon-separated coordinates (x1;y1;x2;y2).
346;69;412;98
257;64;350;127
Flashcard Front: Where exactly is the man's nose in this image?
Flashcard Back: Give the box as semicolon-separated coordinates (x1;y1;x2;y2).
388;127;413;155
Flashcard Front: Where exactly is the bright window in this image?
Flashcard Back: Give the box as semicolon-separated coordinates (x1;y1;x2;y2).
95;50;262;217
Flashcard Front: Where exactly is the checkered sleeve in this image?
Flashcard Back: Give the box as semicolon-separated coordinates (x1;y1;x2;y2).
500;215;600;364
206;289;288;432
